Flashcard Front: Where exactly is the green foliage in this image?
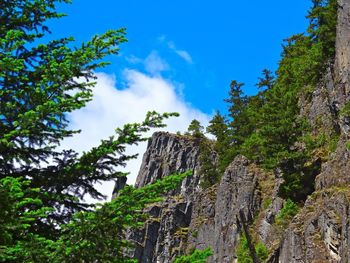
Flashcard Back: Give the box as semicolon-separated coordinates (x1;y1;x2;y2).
228;0;336;201
278;151;322;202
1;0;131;234
174;248;212;263
340;101;350;117
307;0;337;57
200;2;336;201
51;171;190;262
0;0;340;261
262;197;272;210
1;1;187;262
255;242;269;262
0;177;54;262
275;199;299;226
199;139;220;188
186;119;204;138
225;80;252;146
206;111;233;173
236;235;268;263
346;142;350;151
256;69;275;91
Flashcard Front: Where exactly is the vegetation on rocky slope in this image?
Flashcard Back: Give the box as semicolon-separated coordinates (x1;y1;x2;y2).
196;0;338;203
1;0;341;262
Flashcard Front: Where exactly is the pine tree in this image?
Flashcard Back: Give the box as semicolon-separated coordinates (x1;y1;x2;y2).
186;119;204;138
0;1;186;261
224;80;252;148
198;139;220;188
0;0;129;231
224;80;246;124
256;69;275;91
207;111;228;144
206;111;232;173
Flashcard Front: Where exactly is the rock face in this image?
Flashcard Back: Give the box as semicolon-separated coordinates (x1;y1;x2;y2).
128;133;264;263
111;176;127;199
188;156;262;263
271;1;350;262
334;0;350;107
127;132;202;262
135;132;201;198
125;1;350;262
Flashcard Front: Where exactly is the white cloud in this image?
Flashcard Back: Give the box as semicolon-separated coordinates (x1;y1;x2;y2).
175;50;193;64
60;61;209;203
167;41;193;64
144;51;169;75
125;54;142;64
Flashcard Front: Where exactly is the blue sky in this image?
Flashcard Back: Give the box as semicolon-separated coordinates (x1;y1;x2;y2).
52;0;312;199
50;0;311;115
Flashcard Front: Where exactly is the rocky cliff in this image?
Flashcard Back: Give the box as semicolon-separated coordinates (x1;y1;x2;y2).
128;132;265;262
123;1;350;262
275;1;350;262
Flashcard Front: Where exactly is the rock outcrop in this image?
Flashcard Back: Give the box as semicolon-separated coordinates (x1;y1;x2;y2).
124;1;350;262
187;156;262;263
126;132;201;262
128;133;266;262
268;1;350;262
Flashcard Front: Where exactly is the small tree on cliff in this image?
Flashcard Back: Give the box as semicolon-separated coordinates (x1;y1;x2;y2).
186;119;204;138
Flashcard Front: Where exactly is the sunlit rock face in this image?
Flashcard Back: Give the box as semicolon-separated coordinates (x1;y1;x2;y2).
124;2;350;262
128;132;263;263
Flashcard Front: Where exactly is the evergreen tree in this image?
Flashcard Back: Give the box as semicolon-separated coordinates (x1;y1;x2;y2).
198;139;220;188
207;111;228;143
0;0;129;232
206;111;232;173
240;0;337;200
186;119;204;138
224;80;246;125
256;69;275;91
224;80;252;146
0;1;187;261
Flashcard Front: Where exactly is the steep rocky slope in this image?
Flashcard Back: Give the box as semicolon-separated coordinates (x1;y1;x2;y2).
122;1;350;262
275;1;350;261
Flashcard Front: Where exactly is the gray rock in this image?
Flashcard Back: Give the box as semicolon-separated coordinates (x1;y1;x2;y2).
127;132;202;262
127;133;264;263
278;191;350;263
124;2;350;262
333;0;350;107
213;156;261;263
135;132;201;196
188;155;262;263
275;3;350;261
111;176;127;199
